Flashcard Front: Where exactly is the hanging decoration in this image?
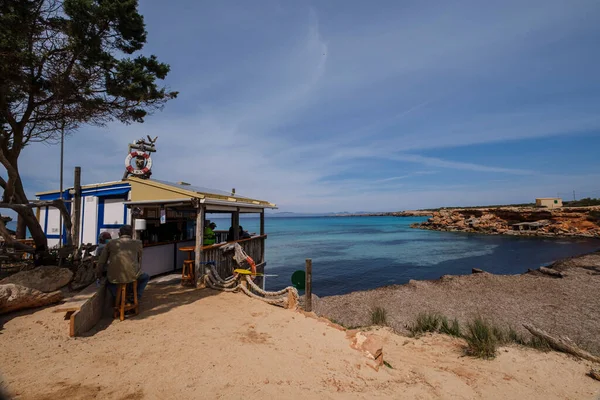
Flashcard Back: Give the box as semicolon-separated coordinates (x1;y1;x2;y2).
122;136;158;180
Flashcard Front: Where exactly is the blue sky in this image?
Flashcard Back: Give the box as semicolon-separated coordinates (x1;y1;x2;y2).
20;0;600;212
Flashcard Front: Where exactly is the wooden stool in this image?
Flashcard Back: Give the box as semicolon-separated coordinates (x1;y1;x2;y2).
113;280;139;321
182;260;195;285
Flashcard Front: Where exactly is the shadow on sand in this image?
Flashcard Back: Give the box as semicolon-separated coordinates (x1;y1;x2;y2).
80;275;223;337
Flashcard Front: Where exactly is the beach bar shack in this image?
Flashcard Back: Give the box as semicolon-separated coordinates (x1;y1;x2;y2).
35;136;277;288
125;177;276;287
35;176;277;287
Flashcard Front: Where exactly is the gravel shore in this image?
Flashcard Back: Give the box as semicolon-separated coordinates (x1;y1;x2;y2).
316;249;600;355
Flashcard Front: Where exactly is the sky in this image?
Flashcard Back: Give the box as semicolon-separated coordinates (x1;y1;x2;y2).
19;0;600;213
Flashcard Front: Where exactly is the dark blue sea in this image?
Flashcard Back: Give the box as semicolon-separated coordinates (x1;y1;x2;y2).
209;216;600;297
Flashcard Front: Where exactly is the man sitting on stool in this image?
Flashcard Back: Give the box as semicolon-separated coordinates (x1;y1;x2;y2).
97;224;150;303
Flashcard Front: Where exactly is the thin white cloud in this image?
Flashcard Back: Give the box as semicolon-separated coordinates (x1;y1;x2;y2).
15;2;600;214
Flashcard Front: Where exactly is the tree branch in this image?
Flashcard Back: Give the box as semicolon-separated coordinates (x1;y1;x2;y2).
0;200;73;246
0;214;35;253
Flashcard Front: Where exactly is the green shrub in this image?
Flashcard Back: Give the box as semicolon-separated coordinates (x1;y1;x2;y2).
408;312;442;335
371;307;387;326
492;325;506;343
464;317;498;359
440;317;461;337
507;327;526;345
587;210;600;223
527;336;551;351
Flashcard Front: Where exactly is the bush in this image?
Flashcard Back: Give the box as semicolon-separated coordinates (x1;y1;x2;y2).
587;210;600;223
528;336;552;351
440;317;461;337
492;325;506;343
406;314;552;359
371;307;387;325
408;312;442;335
464;317;498;359
507;327;526;345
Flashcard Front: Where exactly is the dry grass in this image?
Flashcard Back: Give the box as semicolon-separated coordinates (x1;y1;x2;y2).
404;313;551;359
317;250;600;355
371;307;387;325
439;316;461;337
408;312;441;336
464;317;498;359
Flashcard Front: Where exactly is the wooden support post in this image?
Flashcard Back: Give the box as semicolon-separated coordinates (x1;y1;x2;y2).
16;215;27;239
259;211;265;263
233;208;239;241
195;206;205;288
71;167;82;248
131;214;137;240
305;258;312;312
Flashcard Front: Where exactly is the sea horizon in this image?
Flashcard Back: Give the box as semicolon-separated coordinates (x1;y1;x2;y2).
208;216;600;297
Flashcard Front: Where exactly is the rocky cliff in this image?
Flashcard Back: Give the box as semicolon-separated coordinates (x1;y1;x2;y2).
412;207;600;238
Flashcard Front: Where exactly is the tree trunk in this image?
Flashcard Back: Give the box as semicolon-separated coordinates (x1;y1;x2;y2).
0;150;48;253
16;214;27;239
0;216;34;253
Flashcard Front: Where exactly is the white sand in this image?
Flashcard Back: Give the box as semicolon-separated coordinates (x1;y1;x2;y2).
1;281;599;399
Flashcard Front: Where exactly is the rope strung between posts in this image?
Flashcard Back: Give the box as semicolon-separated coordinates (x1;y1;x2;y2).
206;270;240;292
238;284;288;307
244;275;299;299
204;245;299;309
208;265;237;288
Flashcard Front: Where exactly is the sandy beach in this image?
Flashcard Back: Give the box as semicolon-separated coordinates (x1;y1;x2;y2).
1;276;599;400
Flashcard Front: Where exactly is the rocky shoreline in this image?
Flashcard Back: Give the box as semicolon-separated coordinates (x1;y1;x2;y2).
411;206;600;239
332;210;434;217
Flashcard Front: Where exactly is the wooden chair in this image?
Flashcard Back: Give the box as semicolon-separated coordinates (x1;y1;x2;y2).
181;260;195;285
113;280;139;321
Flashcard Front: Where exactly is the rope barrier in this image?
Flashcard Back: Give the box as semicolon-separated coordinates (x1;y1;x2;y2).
204;245;298;309
206;273;240;292
238;284;288;307
245;275;298;299
205;243;300;308
208;270;238;289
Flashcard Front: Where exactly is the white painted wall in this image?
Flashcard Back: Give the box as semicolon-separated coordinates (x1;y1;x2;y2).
46;208;61;236
82;196;98;245
103;198;124;225
39;208;47;230
48;238;60;248
142;244;175;276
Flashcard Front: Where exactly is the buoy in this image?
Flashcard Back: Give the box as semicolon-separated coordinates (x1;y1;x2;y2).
125;151;152;175
291;270;305;290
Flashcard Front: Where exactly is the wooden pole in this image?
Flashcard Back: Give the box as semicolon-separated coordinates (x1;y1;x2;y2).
131;214;137;240
233;208;239;241
195;205;205;287
71;167;82;248
305;258;312;312
16;216;26;239
259;211;265;263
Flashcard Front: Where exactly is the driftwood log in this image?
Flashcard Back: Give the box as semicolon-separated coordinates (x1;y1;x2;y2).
523;324;600;364
538;267;564;278
472;268;486;274
589;369;600;381
0;283;63;314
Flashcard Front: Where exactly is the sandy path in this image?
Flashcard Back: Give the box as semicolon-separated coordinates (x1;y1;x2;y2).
1;279;599;400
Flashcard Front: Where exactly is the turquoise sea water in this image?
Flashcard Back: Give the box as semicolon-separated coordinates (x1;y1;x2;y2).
210;216;600;297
